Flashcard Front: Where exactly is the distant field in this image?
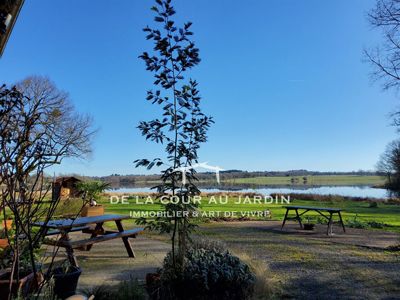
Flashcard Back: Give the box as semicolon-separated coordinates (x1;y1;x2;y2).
223;175;386;186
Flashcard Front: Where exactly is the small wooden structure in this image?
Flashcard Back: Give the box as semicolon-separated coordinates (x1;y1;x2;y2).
52;177;82;200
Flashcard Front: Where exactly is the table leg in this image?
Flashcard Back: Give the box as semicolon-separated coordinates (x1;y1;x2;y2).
338;212;346;233
327;213;333;235
65;246;79;267
115;220;135;258
295;209;303;229
60;232;79;267
281;209;289;230
86;222;104;251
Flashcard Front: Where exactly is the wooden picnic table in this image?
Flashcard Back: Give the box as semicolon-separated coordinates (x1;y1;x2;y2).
33;214;143;267
281;205;346;236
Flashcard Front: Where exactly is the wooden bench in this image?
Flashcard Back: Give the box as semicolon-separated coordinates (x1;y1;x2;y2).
46;228;142;249
46;226;90;236
281;205;346;235
33;214;144;267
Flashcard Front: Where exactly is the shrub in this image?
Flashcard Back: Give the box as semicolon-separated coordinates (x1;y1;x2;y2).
346;215;387;229
315;216;328;225
366;220;386;228
346;215;368;229
368;202;378;208
156;244;256;300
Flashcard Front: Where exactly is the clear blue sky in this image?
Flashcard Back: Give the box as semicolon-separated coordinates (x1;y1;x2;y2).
0;0;398;176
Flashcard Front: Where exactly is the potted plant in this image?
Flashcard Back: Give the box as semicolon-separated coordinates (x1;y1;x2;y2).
0;246;44;297
77;181;109;217
303;217;315;231
51;260;82;299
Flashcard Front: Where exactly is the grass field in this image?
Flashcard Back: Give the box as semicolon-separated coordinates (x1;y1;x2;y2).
222;175;386;186
99;194;400;232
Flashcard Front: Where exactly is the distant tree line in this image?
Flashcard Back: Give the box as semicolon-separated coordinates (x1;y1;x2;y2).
86;170;380;187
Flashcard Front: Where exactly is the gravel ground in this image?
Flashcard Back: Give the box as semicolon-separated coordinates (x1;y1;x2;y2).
44;221;400;299
197;221;400;300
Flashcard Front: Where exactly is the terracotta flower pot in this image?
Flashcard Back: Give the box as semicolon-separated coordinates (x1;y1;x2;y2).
0;271;43;297
3;220;12;230
81;205;104;217
0;239;9;249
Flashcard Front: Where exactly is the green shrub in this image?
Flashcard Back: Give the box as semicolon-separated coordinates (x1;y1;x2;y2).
315;216;328;225
368;202;378;208
346;215;368;229
157;244;255;300
346;215;387;229
366;220;386;228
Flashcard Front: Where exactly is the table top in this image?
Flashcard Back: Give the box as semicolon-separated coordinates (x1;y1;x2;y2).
283;205;342;212
32;214;130;229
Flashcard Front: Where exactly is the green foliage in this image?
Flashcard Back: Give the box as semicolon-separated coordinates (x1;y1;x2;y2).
346;214;387;229
367;220;386;228
157;244;256;300
54;198;85;217
135;0;213;267
0;246;13;269
369;201;378;208
15;278;60;300
0;240;42;272
77;180;110;205
346;215;369;229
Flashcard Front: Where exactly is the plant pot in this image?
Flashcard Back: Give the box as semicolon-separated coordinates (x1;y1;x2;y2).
0;238;9;249
303;223;315;231
0;270;20;297
81;205;104;217
52;266;82;299
3;219;13;230
0;270;43;297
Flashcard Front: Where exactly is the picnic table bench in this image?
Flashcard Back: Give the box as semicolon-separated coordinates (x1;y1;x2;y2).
33;214;143;267
281;206;346;235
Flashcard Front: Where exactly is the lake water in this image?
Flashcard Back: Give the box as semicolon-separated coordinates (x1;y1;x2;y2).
107;185;390;199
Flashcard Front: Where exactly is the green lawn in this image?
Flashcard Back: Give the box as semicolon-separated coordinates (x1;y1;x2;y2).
99;195;400;232
223;175;386;186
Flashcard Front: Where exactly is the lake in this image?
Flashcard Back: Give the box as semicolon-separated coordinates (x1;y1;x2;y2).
107;185;390;199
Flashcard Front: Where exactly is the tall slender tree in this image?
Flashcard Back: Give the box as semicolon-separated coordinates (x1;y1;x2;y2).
135;0;213;267
0;76;94;299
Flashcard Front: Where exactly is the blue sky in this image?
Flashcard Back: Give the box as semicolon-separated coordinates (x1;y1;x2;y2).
0;0;398;176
